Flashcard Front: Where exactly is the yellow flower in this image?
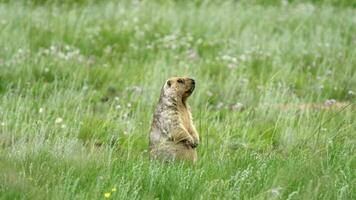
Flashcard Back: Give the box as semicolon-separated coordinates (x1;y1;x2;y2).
104;192;111;198
112;187;117;192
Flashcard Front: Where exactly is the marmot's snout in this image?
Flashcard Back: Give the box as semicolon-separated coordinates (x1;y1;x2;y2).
187;78;195;94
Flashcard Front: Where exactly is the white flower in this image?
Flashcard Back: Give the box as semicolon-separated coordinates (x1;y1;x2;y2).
82;85;89;91
325;69;332;76
231;102;244;111
281;0;288;6
206;91;213;97
55;118;63;124
39;108;44;113
270;187;282;197
187;49;198;60
348;90;354;96
325;99;336;106
227;63;237;69
216;102;224;109
196;38;203;44
130;86;143;93
115;105;121;110
239;54;247;62
61;124;66;129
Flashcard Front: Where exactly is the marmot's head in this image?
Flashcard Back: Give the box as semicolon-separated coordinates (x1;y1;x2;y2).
163;76;195;100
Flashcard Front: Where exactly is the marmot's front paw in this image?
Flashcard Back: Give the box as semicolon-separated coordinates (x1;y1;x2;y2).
182;138;198;149
192;136;199;148
180;138;194;148
191;142;198;148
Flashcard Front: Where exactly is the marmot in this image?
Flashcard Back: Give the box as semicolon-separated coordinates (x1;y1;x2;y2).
149;77;199;163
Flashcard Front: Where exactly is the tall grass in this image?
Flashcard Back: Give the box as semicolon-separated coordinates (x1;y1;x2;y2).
0;0;355;199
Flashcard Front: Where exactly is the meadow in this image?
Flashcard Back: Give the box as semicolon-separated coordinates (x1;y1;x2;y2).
0;0;355;199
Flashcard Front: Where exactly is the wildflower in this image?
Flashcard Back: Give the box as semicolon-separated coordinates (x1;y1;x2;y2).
55;117;63;124
0;122;5;126
270;187;282;197
216;102;224;109
325;99;336;106
196;38;203;44
348;90;354;96
281;0;288;7
39;108;44;113
129;86;143;93
187;49;199;60
231;102;244;111
239;54;247;62
115;105;121;110
17;48;24;54
104;192;111;198
325;69;332;76
111;187;117;192
127;103;132;108
61;124;66;129
227;63;237;69
206;91;213;97
170;44;177;50
82;85;89;91
143;24;150;30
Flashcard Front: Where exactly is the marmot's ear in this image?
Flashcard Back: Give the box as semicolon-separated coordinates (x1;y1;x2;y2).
167;80;172;87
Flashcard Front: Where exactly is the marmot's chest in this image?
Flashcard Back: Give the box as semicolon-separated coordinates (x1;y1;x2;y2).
178;109;193;133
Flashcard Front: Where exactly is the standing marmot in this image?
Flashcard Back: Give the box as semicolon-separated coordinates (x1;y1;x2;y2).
149;77;199;163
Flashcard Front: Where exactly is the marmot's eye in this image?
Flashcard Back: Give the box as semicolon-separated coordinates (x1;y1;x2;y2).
177;79;184;84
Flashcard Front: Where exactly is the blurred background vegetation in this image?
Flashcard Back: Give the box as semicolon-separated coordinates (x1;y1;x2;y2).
0;0;355;199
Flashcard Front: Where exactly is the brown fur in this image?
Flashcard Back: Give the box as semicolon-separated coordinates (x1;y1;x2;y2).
149;77;199;163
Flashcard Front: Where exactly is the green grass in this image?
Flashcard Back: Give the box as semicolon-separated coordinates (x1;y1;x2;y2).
0;0;355;199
